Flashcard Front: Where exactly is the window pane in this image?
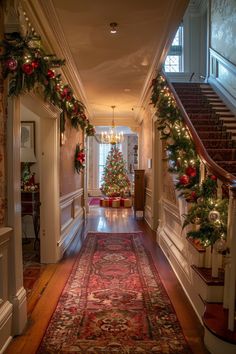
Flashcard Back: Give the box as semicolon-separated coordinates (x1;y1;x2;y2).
165;25;183;73
165;56;180;72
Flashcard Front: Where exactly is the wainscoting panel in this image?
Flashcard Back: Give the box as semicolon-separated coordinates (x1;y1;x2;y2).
0;228;13;354
144;188;153;228
58;189;84;257
157;199;205;319
209;48;236;111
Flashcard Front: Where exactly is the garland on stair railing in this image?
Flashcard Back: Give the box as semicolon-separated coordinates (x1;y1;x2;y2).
151;73;228;251
0;32;95;136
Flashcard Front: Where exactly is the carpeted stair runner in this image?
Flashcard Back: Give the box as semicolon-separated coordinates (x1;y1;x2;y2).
172;82;236;176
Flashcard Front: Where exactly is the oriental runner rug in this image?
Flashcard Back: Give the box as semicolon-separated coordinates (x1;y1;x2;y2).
37;232;191;353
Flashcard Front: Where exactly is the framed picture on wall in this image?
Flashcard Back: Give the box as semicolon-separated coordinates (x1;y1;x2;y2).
20;121;36;163
21;121;35;152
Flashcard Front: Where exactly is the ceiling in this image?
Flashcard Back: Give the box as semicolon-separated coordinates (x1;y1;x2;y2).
36;0;189;127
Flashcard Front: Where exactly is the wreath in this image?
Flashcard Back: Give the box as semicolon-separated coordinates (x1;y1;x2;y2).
74;144;85;174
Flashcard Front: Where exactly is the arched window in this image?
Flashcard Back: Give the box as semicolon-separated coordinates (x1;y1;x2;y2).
165;25;184;73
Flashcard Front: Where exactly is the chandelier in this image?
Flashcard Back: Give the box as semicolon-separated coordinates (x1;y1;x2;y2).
99;106;124;145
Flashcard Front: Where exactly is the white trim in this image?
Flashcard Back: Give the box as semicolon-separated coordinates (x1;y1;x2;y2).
59;188;84;257
0;301;13;354
11;286;27;335
20;93;61;264
204;327;236;354
60;188;83;205
57;208;84;258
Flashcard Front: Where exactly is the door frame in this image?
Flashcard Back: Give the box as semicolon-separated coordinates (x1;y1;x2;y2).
20;93;61;263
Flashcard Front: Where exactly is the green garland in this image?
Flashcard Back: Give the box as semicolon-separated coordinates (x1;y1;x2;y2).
74;144;85;174
151;73;228;249
0;32;95;136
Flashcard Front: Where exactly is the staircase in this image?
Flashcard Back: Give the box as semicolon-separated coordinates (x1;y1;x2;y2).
172;82;236;176
172;81;236;353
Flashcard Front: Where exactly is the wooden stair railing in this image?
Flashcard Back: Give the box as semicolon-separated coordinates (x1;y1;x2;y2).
162;72;236;334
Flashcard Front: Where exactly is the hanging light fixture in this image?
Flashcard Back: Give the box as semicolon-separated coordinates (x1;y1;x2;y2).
100;106;124;145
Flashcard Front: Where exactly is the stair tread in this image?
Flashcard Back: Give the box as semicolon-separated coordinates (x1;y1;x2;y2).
203;303;236;345
191;265;224;285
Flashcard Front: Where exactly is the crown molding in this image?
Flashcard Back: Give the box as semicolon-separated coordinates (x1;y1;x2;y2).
22;0;93;118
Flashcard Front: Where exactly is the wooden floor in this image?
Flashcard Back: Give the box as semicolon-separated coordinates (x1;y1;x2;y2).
6;206;209;354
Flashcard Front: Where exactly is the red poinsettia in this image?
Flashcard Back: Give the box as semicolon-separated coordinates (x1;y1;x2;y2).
77;151;85;163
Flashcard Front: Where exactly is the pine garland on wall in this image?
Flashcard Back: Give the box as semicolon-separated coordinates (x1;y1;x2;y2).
0;32;95;136
151;73;228;251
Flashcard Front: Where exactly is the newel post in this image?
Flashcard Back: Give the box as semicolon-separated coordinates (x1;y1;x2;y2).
225;184;236;331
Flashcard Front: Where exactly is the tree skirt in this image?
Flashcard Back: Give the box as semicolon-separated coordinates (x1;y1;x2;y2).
37;232;190;353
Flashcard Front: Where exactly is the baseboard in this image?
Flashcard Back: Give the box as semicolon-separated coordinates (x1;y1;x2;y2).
11;286;27;335
0;301;13;353
57;208;84;258
204;327;236;354
157;226;205;322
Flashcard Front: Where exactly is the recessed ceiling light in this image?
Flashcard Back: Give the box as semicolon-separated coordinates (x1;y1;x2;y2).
124;88;131;92
110;22;118;34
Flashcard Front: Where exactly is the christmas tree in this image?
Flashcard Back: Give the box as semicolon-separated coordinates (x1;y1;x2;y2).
101;146;131;197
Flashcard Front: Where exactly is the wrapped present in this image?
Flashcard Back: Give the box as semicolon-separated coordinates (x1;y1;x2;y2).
112;199;120;208
102;199;109;207
123;198;132;208
100;198;104;206
120;198;124;207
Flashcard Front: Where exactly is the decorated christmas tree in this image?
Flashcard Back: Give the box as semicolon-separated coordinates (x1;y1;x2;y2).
101;146;131;197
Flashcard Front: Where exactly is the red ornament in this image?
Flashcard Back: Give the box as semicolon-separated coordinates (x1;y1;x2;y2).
6;58;18;71
66;94;72;101
210;175;217;181
47;69;55;78
190;191;197;201
32;60;39;68
55;84;60;92
185;166;197;177
179;175;190;185
60;87;69;99
22;63;34;75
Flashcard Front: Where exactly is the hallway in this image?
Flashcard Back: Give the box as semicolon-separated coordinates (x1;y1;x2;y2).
6;206;208;354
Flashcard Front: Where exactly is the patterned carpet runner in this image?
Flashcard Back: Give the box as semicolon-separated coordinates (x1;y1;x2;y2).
37;232;190;353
